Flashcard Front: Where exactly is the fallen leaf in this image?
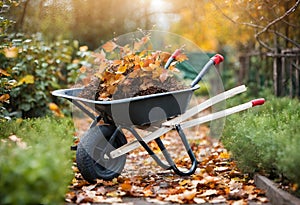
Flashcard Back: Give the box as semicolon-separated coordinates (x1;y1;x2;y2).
199;189;217;197
182;189;197;201
219;152;230;159
209;195;226;203
193;197;206;204
119;181;132;192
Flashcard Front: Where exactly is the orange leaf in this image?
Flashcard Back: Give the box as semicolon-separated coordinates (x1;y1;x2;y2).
219;152;230;159
116;65;128;74
119;181;132;192
175;53;188;62
0;94;10;102
48;102;64;117
0;68;10;76
79;66;87;73
102;41;118;52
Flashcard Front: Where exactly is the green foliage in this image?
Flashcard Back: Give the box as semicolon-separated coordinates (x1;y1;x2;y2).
222;95;300;188
0;33;91;118
0;117;74;204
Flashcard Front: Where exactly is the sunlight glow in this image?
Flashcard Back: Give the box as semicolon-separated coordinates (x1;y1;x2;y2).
150;0;167;12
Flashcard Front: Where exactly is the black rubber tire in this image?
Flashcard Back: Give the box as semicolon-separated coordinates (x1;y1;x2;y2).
76;125;127;183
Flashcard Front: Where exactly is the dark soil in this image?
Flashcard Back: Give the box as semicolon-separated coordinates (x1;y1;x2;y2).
79;75;188;101
78;77;101;100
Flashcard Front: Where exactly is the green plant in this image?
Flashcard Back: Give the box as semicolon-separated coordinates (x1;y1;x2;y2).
0;33;91;118
222;96;300;188
0;117;74;204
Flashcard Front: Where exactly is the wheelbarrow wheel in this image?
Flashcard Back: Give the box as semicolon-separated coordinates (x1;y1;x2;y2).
76;125;127;183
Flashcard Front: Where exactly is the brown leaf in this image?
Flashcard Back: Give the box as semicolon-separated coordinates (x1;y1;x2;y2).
0;68;10;76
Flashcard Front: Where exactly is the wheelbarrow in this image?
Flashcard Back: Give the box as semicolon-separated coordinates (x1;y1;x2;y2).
52;54;265;183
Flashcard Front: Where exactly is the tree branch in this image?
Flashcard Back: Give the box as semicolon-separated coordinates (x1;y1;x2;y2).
211;0;300;51
255;0;300;38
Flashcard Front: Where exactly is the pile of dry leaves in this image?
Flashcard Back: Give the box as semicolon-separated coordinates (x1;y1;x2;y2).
79;35;189;101
66;127;269;204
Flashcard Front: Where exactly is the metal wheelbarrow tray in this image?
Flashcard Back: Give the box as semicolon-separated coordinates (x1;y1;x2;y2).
52;85;199;126
52;54;265;183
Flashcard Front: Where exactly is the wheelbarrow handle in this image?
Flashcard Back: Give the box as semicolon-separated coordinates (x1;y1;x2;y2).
190;54;224;88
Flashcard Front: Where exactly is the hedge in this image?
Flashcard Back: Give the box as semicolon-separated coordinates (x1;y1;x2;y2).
222;95;300;195
0;117;74;204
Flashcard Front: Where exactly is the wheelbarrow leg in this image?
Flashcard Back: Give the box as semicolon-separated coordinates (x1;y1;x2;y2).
127;126;198;176
154;124;198;176
127;127;171;170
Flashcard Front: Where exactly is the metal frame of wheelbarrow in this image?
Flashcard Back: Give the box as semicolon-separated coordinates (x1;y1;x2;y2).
52;54;265;182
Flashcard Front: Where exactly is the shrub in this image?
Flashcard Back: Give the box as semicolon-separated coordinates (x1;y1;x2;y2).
0;33;92;118
0;117;74;204
222;96;300;187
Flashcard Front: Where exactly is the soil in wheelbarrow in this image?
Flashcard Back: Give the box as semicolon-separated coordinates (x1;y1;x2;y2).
78;50;189;101
79;74;188;101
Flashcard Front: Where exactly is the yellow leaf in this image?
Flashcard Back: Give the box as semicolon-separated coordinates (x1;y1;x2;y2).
102;41;118;52
219;152;230;159
17;75;34;85
4;47;18;58
116;65;128;74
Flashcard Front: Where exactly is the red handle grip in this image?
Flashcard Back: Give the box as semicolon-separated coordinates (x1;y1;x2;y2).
211;54;224;65
252;98;265;107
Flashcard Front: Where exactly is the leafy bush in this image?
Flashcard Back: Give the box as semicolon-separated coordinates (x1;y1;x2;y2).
0;32;91;118
0;117;74;204
222;96;300;188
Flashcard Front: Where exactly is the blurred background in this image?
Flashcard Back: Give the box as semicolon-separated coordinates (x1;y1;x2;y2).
1;0;300;118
